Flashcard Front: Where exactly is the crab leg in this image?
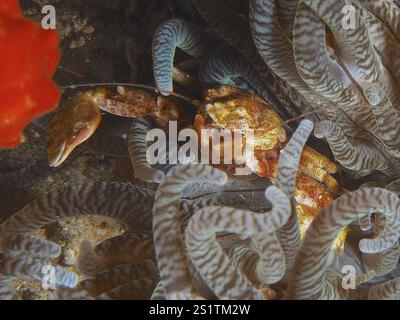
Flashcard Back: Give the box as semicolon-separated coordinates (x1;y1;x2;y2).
95;87;157;118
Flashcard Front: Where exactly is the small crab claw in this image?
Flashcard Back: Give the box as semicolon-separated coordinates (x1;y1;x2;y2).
46;90;103;167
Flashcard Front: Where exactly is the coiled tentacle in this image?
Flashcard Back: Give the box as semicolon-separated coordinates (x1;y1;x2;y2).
314;120;394;175
229;232;285;286
152;18;214;93
362;214;400;277
287;188;400;300
304;0;397;104
199;45;286;115
358;4;400;84
152;164;227;299
359;214;373;232
185;186;290;300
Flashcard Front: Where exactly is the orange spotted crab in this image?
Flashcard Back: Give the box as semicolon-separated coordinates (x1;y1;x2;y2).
193;86;348;251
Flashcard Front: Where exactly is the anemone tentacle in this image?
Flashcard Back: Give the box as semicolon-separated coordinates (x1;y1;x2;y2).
287;188;400;300
152;18;215;93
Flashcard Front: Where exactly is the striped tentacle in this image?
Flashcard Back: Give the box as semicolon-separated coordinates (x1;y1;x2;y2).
77;232;155;277
314;120;395;175
293;1;376;132
229;232;285;286
199;45;286;111
275;120;314;194
228;243;259;285
358;5;400;84
362;214;400;277
276;0;299;40
152;164;227;299
182;183;286;289
294;0;399;125
180;197;218;227
287;188;400;300
152;18;214;93
366;99;400;158
199;45;257;90
192;0;309;120
0;182;154;234
185;186;290;300
368;277;400;300
304;0;397;104
358;0;400;44
251;2;373;136
0;256;78;288
303;0;400;155
249;0;336;120
128;117;165;183
363;242;400;277
0;234;61;259
274;120;314;274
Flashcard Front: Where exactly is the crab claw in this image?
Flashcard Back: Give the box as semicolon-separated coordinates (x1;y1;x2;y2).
46;90;103;167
